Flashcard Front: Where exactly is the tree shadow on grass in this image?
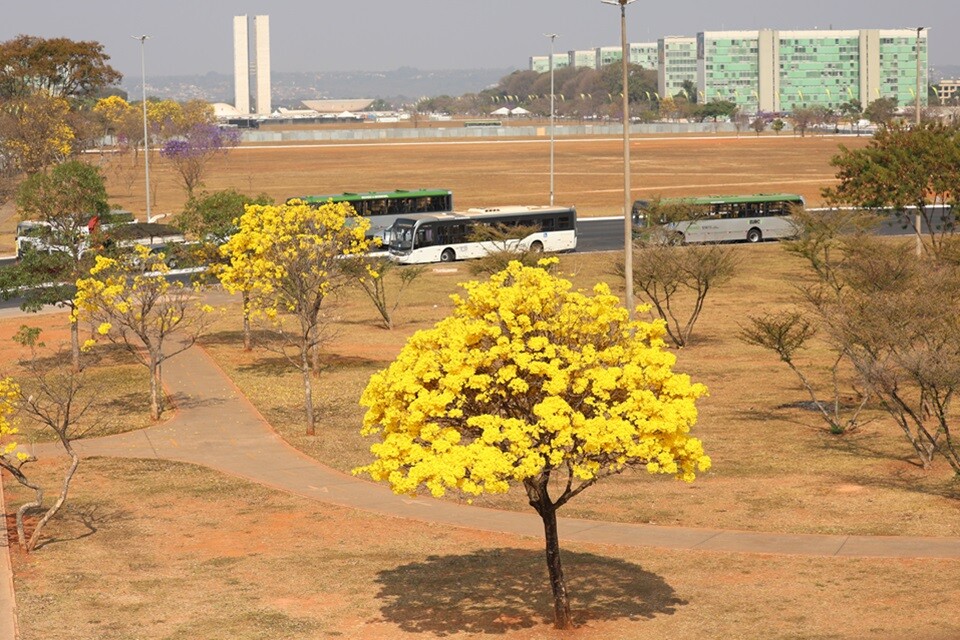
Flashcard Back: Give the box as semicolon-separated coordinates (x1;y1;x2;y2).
32;503;133;550
373;548;683;635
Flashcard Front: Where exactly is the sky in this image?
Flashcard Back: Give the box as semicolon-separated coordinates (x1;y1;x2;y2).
3;0;956;80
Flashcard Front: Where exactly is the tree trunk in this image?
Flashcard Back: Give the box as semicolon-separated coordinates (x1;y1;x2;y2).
540;503;572;629
1;464;44;551
149;353;162;421
242;291;252;351
302;352;316;436
70;321;81;372
526;477;573;630
27;445;80;552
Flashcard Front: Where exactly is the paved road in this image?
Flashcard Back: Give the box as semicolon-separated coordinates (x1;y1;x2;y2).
575;206;957;253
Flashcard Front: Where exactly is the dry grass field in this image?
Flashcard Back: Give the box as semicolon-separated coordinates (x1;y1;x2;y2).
0;131;866;254
7;457;960;640
5;131;959;639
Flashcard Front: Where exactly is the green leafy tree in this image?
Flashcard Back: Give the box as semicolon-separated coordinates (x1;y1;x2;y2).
2;161;109;369
863;97;898;127
355;261;710;629
0;35;121;100
771;118;785;134
823;122;960;257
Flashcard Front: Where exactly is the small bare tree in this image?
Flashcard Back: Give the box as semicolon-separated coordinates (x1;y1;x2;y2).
342;256;425;330
616;243;739;347
0;327;97;552
740;311;870;435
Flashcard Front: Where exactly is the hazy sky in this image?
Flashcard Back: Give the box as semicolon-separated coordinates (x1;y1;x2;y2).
3;1;956;80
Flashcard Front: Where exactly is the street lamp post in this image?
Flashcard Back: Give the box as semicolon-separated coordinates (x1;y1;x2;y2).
545;33;558;206
914;27;925;255
132;35;152;223
602;0;636;318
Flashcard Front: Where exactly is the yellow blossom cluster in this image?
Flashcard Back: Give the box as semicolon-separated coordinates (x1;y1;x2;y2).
0;377;22;458
217;200;372;317
355;260;711;498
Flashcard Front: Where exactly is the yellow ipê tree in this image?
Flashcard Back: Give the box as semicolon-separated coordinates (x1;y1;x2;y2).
74;245;214;420
218;200;372;435
355;260;711;630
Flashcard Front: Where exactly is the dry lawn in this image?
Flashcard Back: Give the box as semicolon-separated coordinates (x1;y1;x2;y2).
7;458;959;640
202;243;960;538
0;132;865;254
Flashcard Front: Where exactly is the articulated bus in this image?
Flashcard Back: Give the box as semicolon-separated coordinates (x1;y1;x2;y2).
287;189;453;246
388;205;577;264
632;194;805;244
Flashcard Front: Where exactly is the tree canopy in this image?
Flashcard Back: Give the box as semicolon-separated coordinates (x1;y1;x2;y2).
0;35;121;100
355;260;710;628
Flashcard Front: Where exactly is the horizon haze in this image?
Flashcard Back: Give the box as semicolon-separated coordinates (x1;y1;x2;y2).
4;1;956;83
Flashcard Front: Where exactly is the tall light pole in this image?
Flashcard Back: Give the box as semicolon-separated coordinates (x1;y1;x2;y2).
602;0;636;318
132;35;152;223
545;33;558;206
915;27;925;127
914;27;925;256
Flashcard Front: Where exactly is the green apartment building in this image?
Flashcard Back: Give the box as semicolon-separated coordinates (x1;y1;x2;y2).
658;36;698;98
697;29;928;113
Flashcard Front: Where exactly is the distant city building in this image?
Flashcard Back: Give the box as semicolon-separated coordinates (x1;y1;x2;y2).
530;43;657;73
530;56;550;73
596;46;622;67
629;42;658;70
233;14;271;115
569;49;598;69
658;36;697;99
698;29;928;113
527;28;929;113
936;78;960;103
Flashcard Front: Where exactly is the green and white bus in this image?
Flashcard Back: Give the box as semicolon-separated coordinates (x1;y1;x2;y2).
388;205;577;264
632;194;805;244
287;189;453;247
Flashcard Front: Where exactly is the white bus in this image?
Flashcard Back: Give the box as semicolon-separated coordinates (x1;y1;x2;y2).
632;194;805;244
388;205;577;264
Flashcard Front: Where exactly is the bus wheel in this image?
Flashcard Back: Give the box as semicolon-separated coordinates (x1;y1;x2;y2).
747;228;762;243
440;248;456;262
672;232;686;246
530;241;544;253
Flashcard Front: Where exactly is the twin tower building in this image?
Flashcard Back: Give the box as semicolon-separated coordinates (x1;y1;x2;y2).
233;14;271;116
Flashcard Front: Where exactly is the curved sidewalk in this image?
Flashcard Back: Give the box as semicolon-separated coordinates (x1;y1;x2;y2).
23;343;960;560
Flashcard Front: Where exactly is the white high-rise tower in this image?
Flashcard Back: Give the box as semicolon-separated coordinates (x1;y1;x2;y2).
232;16;250;114
233;15;271;115
253;15;271;115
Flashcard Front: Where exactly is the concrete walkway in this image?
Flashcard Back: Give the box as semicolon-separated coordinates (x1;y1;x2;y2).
29;344;960;559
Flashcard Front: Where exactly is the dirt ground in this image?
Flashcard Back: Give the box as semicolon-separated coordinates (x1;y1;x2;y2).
7;458;960;640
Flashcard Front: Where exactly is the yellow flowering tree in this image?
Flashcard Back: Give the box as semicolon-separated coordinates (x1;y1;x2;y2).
0;92;74;174
218;200;372;435
74;245;214;420
355;261;711;630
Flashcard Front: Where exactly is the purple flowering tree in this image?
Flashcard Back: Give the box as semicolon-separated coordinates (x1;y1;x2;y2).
159;123;240;197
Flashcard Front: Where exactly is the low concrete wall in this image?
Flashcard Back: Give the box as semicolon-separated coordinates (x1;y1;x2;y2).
241;122;740;144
